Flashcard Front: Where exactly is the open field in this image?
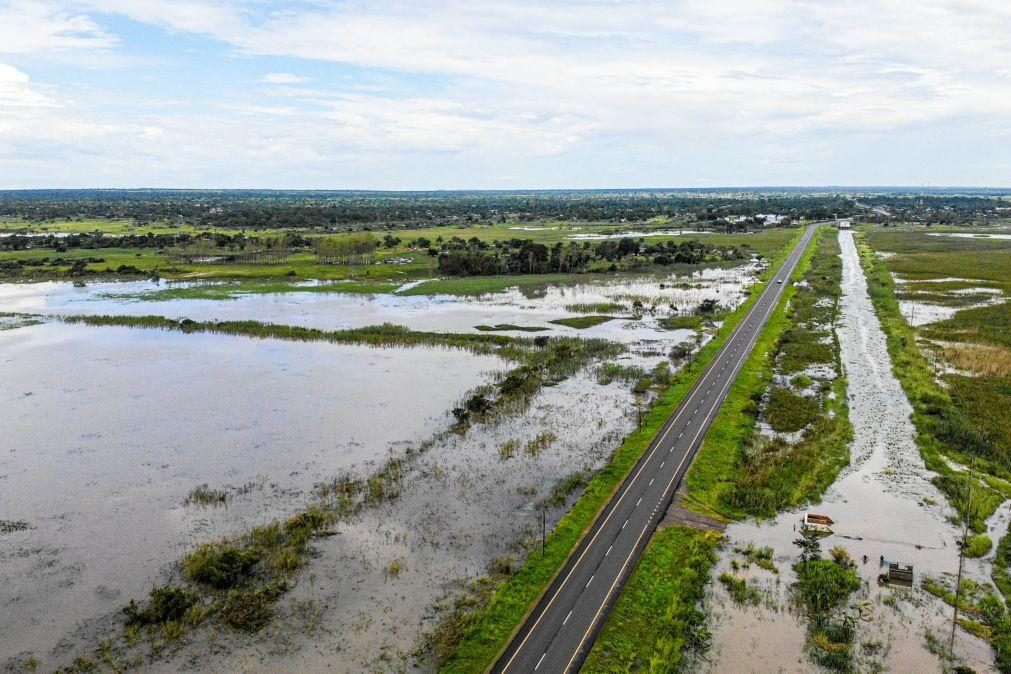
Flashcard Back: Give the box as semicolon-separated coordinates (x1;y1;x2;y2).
0;219;798;296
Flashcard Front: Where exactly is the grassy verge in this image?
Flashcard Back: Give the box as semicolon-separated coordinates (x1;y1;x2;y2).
686;225;851;519
437;229;804;673
580;527;721;672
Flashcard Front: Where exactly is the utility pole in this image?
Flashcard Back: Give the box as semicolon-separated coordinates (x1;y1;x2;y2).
950;457;975;655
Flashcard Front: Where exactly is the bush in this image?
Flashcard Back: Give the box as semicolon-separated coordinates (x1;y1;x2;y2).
794;559;861;613
123;586;196;626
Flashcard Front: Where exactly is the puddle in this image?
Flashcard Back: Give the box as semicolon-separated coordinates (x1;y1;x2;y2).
0;322;503;665
704;231;998;673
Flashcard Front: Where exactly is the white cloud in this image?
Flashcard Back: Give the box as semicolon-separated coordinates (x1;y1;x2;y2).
2;0;1011;186
0;1;115;54
261;72;308;85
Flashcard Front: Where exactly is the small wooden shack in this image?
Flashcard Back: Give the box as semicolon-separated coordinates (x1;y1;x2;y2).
888;562;914;586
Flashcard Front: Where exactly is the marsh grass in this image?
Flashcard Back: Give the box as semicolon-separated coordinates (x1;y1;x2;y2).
766;386;821;433
566;302;624;314
943;344;1011;377
184;484;228;507
718;572;762;606
549;315;617;329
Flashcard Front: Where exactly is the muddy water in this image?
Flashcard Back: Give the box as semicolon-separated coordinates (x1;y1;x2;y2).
138;371;643;673
703;231;997;673
0;322;502;665
0;262;760;347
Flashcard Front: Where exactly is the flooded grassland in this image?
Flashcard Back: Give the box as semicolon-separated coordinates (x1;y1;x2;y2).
703;230;1003;673
0;260;765;672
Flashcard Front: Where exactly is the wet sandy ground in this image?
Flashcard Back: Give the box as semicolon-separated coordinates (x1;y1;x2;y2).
703;231;1000;673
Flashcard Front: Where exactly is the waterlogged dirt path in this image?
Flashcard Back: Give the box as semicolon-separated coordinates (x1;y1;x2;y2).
703;231;996;673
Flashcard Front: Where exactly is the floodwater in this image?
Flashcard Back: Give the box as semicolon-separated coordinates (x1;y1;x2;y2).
0;322;503;666
0;262;760;347
704;231;998;673
0;263;765;669
147;372;642;672
928;232;1011;240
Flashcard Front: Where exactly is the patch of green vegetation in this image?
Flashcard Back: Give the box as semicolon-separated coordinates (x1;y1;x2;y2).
595;362;647;385
924;302;1011;350
964;534;993;558
438;228;805;673
791;374;813;388
183;544;261;589
733;542;779;573
582;527;721;673
549;315;618;329
122;586;196;626
795;559;861;613
994;527;1011;598
766;386;821;433
566;302;624;314
184;484;228;506
718;572;763;606
474;324;550;332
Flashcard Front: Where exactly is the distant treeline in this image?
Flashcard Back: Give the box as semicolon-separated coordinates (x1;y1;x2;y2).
436;237;745;276
1;189;1006;229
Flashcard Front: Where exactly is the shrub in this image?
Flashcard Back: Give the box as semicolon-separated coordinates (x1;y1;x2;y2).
123;586;196;626
794;560;861;613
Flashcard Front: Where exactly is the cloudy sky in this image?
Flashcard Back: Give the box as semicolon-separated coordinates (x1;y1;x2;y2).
2;0;1010;189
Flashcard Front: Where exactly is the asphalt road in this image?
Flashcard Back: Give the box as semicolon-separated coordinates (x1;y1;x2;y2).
493;224;818;674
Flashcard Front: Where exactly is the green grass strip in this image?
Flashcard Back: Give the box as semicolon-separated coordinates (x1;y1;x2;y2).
581;527;721;673
440;228;805;673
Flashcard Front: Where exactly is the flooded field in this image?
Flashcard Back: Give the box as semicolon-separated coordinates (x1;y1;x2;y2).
0;262;760;347
0;321;504;666
0;260;767;670
704;231;999;673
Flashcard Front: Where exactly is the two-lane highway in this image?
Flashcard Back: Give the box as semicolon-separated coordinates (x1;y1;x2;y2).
494;225;818;673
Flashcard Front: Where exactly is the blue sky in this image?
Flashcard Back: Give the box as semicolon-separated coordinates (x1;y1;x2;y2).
1;0;1010;189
